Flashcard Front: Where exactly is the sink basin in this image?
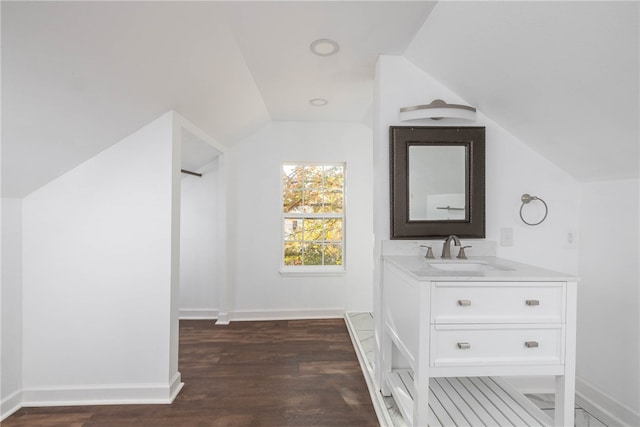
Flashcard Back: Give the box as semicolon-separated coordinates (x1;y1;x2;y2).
429;262;490;271
426;261;513;272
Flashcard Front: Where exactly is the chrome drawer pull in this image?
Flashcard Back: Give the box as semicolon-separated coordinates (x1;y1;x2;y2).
525;341;539;348
526;299;540;306
457;299;471;306
457;342;471;350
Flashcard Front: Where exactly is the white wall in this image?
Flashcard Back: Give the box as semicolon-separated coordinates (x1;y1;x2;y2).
226;121;374;318
21;112;181;405
179;160;219;318
577;178;639;425
374;56;580;273
1;199;23;419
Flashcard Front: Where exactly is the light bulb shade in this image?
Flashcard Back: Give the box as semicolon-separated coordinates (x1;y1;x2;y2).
399;99;476;121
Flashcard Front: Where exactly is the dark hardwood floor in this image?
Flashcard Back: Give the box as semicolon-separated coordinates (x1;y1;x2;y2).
3;319;379;426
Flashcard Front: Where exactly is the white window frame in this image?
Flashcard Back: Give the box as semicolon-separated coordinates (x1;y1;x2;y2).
280;162;346;276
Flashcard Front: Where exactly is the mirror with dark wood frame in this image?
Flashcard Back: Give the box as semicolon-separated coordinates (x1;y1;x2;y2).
390;126;486;239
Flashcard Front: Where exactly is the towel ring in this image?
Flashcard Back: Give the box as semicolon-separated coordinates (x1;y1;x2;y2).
520;193;548;226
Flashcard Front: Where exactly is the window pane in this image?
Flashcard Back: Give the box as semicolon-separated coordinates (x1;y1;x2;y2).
324;243;343;265
304;166;324;189
324;218;342;241
284;242;303;266
304;219;324;241
284;218;302;241
303;243;323;265
323;190;343;213
283;189;303;213
283;165;304;189
303;190;323;213
324;165;344;189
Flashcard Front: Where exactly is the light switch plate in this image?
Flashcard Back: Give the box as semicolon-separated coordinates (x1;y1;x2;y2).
500;227;514;247
565;230;578;249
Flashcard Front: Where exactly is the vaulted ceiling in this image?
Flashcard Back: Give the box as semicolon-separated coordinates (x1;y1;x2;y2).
2;1;637;197
405;1;639;182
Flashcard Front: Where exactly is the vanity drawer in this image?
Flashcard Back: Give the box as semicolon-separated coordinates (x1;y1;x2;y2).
430;324;564;367
431;282;564;324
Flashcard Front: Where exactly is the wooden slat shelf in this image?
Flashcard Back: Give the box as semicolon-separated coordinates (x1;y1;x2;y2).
387;370;554;427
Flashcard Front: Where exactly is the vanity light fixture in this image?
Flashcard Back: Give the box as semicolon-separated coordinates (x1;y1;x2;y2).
399;99;477;122
309;98;328;107
310;38;340;56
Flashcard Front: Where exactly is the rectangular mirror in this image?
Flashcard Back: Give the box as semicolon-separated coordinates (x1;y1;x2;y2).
390;126;485;239
409;145;467;221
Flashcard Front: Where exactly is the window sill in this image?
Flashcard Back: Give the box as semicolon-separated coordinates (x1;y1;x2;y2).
279;267;346;277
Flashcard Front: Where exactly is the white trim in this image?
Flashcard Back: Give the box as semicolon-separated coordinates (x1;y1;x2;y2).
344;314;394;427
215;311;230;325
216;153;230;329
168;372;184;403
279;267;345;277
173;111;226;154
178;309;219;320
0;390;23;421
21;377;184;408
229;308;344;322
576;376;639;427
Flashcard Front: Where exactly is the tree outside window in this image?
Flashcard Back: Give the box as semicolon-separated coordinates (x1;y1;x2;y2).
282;163;344;268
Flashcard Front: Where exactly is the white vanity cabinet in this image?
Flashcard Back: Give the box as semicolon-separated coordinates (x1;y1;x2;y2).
379;257;578;427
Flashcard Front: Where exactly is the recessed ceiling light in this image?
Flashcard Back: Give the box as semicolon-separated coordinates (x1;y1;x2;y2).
309;98;328;107
310;39;340;56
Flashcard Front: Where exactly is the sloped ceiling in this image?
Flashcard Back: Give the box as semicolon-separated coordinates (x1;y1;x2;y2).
1;1;435;197
2;1;637;198
405;1;639;182
1;2;269;197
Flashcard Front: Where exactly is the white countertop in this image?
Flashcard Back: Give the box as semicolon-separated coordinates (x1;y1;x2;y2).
383;255;579;282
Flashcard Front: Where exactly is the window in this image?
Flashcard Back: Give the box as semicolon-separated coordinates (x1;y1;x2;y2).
281;163;345;273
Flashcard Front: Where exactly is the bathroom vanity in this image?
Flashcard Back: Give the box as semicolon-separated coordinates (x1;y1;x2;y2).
379;255;577;427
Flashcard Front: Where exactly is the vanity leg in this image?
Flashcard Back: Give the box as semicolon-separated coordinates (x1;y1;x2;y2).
380;328;392;396
413;364;430;427
556;281;577;426
555;375;575;427
413;287;431;427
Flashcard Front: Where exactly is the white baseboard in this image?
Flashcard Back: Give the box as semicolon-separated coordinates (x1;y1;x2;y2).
1;390;23;421
215;311;230;325
178;308;218;319
576;376;639;427
21;374;184;408
168;372;184;402
229;308;345;322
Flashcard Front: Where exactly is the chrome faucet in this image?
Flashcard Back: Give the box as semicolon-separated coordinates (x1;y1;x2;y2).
441;235;461;259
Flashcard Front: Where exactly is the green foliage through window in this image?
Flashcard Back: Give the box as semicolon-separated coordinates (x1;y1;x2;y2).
282;164;345;267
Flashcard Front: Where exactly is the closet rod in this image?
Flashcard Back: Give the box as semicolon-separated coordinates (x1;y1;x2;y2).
181;169;202;177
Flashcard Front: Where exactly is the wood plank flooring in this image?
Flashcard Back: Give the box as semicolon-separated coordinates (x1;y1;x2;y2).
3;319;379;427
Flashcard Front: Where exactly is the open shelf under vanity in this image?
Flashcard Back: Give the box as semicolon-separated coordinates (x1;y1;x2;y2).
387;370;553;427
